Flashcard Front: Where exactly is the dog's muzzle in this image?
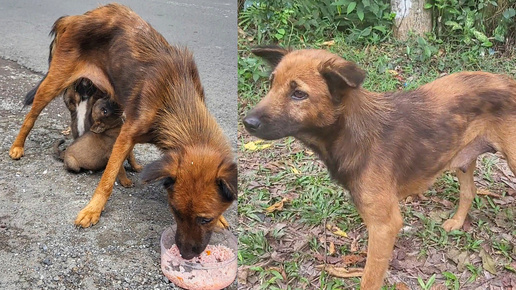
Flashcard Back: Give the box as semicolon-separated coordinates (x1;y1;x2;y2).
243;116;261;133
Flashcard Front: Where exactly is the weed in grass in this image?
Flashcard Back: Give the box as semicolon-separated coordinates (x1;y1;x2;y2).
417;274;437;290
493;239;512;260
465;263;483;283
442;271;460;290
239;231;270;266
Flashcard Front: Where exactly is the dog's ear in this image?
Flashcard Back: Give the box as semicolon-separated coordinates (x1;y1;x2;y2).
320;58;366;102
251;46;289;68
141;152;179;190
216;159;237;202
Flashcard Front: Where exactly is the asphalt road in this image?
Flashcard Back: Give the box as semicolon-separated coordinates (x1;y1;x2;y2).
0;1;237;289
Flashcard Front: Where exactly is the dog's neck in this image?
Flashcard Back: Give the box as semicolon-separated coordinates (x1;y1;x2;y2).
296;88;390;192
154;89;231;156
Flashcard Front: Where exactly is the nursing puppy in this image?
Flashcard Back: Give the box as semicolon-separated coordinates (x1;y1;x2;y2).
243;46;516;288
9;4;236;259
54;98;141;187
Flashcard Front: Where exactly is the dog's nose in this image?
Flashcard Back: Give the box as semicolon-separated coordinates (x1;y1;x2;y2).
243;116;261;132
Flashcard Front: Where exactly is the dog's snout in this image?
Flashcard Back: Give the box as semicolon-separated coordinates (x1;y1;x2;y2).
243;116;261;132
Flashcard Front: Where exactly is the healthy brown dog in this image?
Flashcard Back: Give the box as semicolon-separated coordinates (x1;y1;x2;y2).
9;4;236;259
54;98;141;187
243;46;516;288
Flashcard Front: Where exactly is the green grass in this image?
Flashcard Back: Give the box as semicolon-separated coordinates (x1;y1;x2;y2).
238;14;516;289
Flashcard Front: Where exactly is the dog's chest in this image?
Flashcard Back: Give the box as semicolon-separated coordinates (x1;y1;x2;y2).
76;100;88;137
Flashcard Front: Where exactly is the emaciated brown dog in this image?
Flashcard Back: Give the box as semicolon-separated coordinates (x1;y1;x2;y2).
54;98;141;187
243;46;516;288
9;4;236;259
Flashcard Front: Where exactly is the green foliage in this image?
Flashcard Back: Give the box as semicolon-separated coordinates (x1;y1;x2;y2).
425;0;516;50
239;0;393;45
332;0;394;43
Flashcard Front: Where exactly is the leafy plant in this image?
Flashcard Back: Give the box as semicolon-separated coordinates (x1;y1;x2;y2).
425;0;516;50
332;0;394;43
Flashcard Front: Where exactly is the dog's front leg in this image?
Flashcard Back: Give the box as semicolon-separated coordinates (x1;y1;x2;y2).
75;123;135;227
359;192;403;289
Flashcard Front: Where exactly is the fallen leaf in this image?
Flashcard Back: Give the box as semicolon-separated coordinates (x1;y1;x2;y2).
244;140;272;151
328;242;336;255
462;214;472;232
395;282;410;290
430;196;454;208
237;267;249;285
387;69;399;76
477;188;502;198
61;127;71;136
479;248;497;274
326;224;348;238
350;237;359;252
265;197;290;213
321;40;335;46
446;249;470;272
342;254;365;265
317;265;364;278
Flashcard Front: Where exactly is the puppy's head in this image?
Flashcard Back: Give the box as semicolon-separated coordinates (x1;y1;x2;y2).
65;79;105;138
90;98;123;133
243;46;366;140
141;146;237;260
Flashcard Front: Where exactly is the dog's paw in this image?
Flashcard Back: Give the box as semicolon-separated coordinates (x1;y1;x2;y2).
119;178;134;188
215;215;230;231
9;146;24;160
131;164;143;173
442;218;463;232
74;206;101;228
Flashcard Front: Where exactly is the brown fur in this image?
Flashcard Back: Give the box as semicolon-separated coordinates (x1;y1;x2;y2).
54;98;141;187
9;4;236;259
244;46;516;288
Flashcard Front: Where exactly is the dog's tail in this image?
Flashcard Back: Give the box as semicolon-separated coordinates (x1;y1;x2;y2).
23;73;47;106
53;139;66;161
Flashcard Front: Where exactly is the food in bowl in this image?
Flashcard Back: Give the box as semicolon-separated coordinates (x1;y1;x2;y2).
160;225;237;289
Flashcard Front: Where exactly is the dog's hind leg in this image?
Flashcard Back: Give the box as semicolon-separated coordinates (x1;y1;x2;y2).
126;150;142;172
116;163;134;188
75;122;137;227
359;191;403;289
10;71;73;159
442;160;477;231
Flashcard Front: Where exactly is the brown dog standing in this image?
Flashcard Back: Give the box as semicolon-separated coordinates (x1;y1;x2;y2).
54;98;141;187
244;46;516;288
9;4;236;259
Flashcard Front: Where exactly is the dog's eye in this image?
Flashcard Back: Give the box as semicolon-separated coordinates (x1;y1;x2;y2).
102;108;108;115
291;90;308;100
163;177;176;190
198;217;214;225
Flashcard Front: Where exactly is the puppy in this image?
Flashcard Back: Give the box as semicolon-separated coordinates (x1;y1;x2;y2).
54;98;141;187
243;46;516;288
9;4;236;259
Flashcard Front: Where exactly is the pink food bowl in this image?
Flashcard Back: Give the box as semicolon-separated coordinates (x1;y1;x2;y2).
160;224;237;289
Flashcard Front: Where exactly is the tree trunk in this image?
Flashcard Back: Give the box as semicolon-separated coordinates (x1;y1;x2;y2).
391;0;432;40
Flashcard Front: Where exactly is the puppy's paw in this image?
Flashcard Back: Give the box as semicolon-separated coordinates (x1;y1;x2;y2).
442;218;463;232
9;146;24;160
215;215;230;231
75;206;101;228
